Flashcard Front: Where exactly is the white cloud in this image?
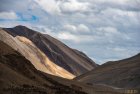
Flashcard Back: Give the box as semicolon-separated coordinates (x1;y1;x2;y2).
30;25;93;44
96;27;118;34
57;32;78;41
100;8;140;26
63;24;90;33
35;0;91;14
92;0;130;4
113;47;126;52
57;31;95;43
30;25;59;38
63;24;77;32
90;0;140;11
60;0;91;13
35;0;61;15
77;24;90;32
101;8;139;18
0;11;18;20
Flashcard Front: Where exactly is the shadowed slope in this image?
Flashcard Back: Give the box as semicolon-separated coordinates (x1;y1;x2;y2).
75;53;140;88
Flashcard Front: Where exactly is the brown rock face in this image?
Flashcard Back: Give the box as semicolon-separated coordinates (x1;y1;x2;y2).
0;28;74;79
1;26;139;94
0;41;88;94
75;53;140;88
0;25;97;79
0;41;124;94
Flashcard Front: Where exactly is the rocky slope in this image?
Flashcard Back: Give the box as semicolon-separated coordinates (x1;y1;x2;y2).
0;41;124;94
0;41;87;94
0;27;74;79
75;53;140;88
0;26;97;79
3;26;97;78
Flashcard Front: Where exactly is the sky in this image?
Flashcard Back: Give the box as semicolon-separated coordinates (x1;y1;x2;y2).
0;0;140;64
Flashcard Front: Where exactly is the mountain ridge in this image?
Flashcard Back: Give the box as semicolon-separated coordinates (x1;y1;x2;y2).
74;53;140;88
0;40;125;94
0;25;97;79
0;41;88;94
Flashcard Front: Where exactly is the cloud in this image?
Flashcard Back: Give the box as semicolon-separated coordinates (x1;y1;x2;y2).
60;0;91;13
100;8;140;25
0;11;18;20
77;24;90;32
63;24;90;33
88;0;140;12
63;24;77;32
31;25;58;37
35;0;91;15
29;25;93;43
34;25;92;43
0;0;140;64
95;27;119;36
35;0;61;15
57;32;78;41
57;31;95;43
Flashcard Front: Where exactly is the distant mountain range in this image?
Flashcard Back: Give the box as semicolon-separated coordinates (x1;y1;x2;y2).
0;26;139;94
75;53;140;88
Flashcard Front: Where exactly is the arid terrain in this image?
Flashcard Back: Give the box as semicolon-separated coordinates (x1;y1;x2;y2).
0;40;125;94
75;53;140;88
1;26;97;79
0;26;139;94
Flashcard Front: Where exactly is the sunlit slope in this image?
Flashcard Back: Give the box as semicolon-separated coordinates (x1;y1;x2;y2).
0;28;74;79
3;25;97;77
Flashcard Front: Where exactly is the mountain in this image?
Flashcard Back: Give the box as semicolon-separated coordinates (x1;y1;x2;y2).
0;40;88;94
0;27;74;79
74;53;140;88
0;40;124;94
0;26;97;79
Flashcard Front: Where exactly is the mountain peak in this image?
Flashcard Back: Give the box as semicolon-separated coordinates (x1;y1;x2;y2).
136;53;140;56
14;25;27;28
13;25;32;31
